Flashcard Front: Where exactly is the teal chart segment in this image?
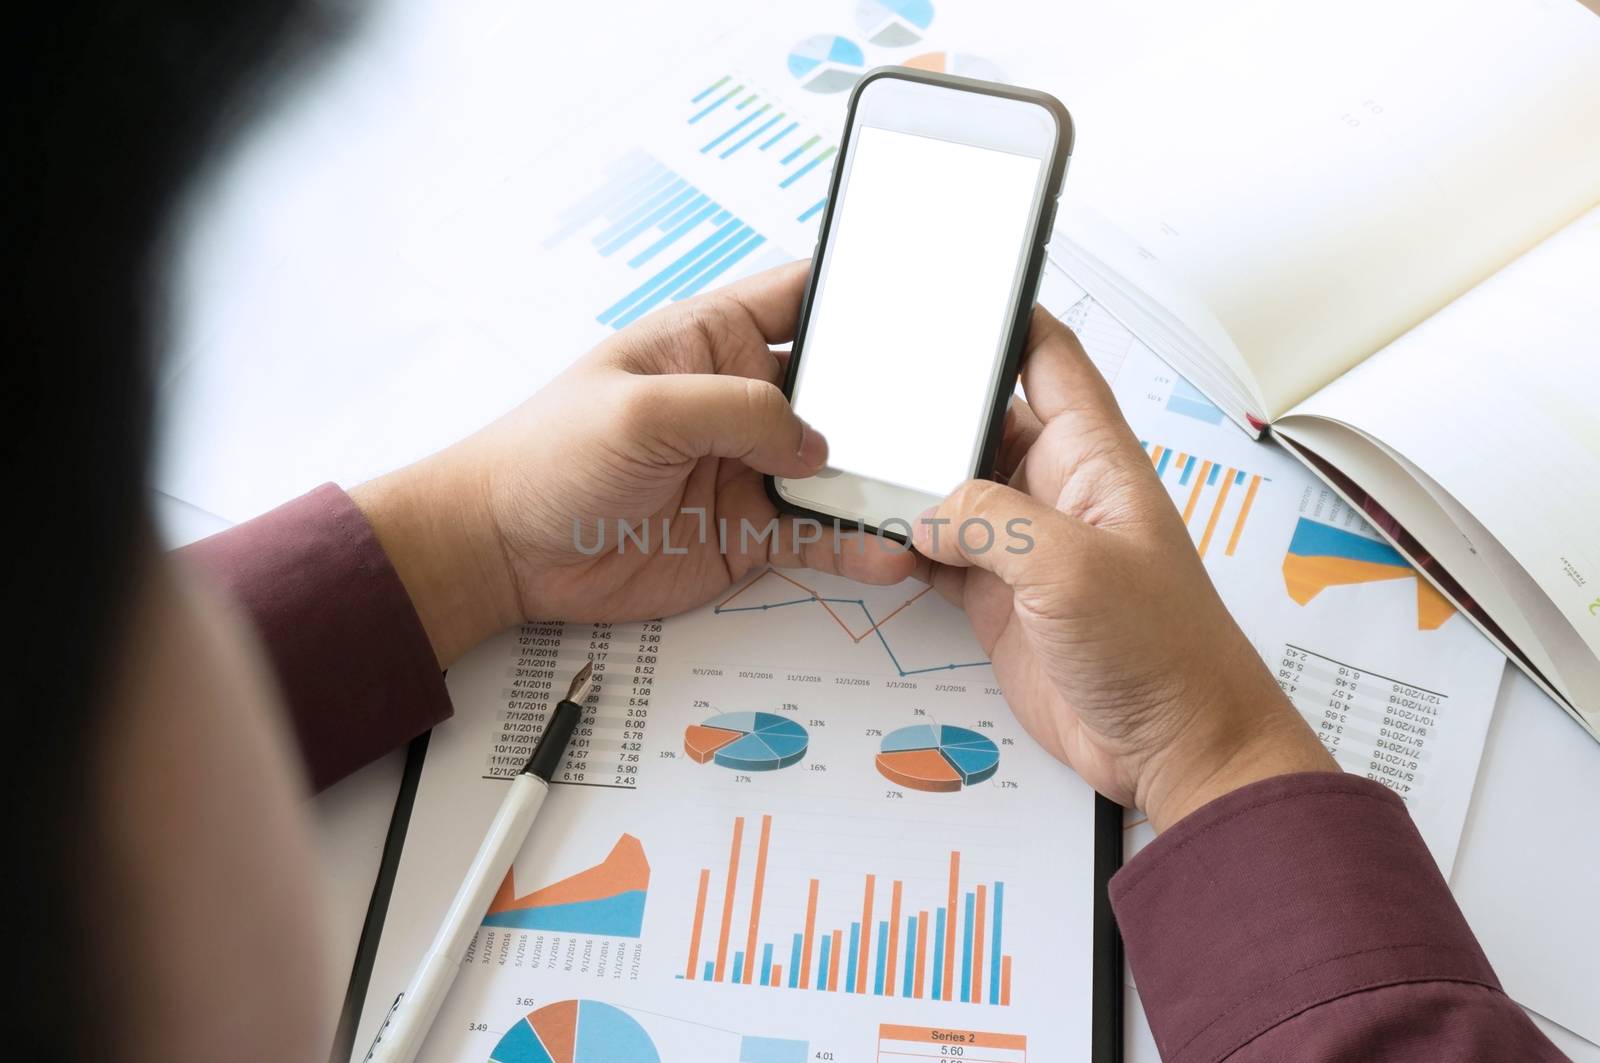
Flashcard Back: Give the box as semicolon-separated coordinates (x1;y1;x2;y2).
876;724;1001;792
685;712;810;771
488;999;658;1063
786;35;867;93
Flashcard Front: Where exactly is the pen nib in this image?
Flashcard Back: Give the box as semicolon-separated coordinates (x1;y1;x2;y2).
566;660;595;703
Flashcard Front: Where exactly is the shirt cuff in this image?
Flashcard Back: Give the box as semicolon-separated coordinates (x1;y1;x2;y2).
179;483;453;790
1111;772;1500;1063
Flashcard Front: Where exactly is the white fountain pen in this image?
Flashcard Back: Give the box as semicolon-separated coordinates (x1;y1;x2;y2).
364;661;595;1063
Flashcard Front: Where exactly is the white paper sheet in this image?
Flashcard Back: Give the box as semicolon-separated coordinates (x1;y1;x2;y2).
1042;263;1504;875
1452;669;1600;1046
355;574;1099;1061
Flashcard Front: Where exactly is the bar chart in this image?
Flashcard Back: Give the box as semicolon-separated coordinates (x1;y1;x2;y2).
544;153;774;331
1141;440;1265;559
680;814;1013;1006
686;74;838;223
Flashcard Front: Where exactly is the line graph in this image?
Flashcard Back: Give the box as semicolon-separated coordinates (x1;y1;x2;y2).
713;570;989;677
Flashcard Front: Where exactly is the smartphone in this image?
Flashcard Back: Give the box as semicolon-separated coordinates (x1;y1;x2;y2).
769;68;1072;540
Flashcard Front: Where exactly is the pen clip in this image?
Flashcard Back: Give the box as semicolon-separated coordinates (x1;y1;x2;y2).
361;991;405;1062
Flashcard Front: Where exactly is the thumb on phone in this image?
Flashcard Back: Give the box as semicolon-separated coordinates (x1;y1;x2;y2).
910;480;1086;585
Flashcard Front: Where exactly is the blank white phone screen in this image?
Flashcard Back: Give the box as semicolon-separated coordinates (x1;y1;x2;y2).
792;125;1042;497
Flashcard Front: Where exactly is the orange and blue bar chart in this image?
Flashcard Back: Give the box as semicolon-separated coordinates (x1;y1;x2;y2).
1141;440;1264;559
681;814;1013;1006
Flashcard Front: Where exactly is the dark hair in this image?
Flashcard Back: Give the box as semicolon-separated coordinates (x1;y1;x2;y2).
6;4;354;1054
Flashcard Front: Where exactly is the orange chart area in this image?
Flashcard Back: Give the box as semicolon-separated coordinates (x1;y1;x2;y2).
875;725;1000;793
482;835;649;937
1283;517;1453;630
904;51;1008;81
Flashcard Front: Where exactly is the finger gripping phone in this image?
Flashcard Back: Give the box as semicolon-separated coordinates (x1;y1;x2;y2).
768;67;1072;540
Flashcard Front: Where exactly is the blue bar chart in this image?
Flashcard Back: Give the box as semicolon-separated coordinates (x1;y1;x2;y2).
544;153;772;330
685;73;836;223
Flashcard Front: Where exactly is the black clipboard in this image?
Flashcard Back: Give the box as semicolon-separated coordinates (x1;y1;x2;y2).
1093;794;1126;1061
331;734;1125;1063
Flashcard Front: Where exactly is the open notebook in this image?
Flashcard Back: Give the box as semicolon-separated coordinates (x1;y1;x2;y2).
1045;0;1600;735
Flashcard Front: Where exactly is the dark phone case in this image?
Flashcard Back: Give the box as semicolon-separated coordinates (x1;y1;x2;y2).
764;66;1074;544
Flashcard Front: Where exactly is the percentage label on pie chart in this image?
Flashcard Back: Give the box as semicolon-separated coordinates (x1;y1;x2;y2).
684;712;810;771
876;724;1000;792
488;999;658;1063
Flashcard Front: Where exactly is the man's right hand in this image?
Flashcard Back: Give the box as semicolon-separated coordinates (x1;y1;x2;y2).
912;308;1336;832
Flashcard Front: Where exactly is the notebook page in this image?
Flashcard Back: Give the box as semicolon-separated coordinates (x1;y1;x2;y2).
1048;0;1600;418
1281;206;1600;715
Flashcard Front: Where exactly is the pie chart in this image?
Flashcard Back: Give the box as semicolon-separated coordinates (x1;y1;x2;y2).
684;712;809;771
787;34;867;94
904;51;1007;83
856;0;935;46
488;999;658;1063
875;724;1000;792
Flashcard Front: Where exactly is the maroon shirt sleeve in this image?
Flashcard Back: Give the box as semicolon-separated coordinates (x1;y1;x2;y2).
1112;772;1566;1061
179;483;453;791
